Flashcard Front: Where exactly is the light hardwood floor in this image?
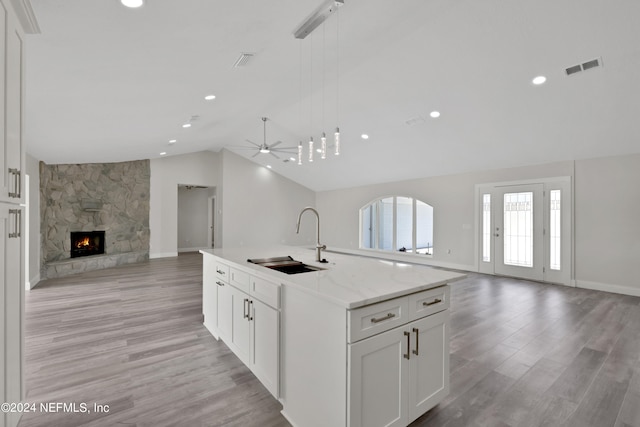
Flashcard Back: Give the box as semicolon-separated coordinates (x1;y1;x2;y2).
20;253;640;426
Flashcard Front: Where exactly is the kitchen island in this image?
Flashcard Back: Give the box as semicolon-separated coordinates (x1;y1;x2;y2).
200;246;465;427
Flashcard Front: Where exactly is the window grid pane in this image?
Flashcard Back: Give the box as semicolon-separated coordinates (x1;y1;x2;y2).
379;198;394;251
396;197;413;251
503;192;533;268
482;194;491;262
550;190;561;270
416;200;433;255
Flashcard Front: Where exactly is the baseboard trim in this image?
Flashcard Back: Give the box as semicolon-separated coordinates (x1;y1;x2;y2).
27;272;41;290
149;252;179;259
178;246;209;253
576;280;640;297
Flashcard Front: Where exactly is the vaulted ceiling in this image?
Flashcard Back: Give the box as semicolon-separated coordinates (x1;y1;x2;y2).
25;0;640;191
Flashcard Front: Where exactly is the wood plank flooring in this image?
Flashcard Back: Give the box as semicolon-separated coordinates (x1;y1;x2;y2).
20;253;640;426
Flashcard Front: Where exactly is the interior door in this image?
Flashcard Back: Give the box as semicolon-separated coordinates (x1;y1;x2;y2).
494;184;544;281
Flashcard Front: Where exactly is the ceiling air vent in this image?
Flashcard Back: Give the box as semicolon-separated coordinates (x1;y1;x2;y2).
565;57;602;76
233;53;254;68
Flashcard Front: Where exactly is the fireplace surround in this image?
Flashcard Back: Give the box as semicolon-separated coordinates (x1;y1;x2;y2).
70;231;105;258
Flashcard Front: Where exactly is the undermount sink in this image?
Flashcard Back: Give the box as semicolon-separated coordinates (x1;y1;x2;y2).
247;256;325;275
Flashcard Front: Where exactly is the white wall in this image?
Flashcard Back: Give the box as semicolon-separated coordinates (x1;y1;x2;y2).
318;154;640;296
317;160;573;271
177;186;210;252
150;151;221;258
26;154;40;288
574;153;640;294
221;150;316;248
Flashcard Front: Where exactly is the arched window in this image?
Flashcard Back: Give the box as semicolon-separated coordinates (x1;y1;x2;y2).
360;196;433;255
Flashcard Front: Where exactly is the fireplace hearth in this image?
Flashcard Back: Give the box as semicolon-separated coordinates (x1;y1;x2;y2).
70;231;105;258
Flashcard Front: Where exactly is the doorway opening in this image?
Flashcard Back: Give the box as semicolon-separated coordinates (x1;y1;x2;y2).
177;185;216;253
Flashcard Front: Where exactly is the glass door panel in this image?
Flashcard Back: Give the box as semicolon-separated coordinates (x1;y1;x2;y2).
494;184;544;281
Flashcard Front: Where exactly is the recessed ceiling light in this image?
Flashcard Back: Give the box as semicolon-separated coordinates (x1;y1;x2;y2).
430;111;441;118
532;75;547;85
266;165;272;169
121;0;144;8
182;123;191;128
361;134;369;140
289;157;296;162
160;152;167;156
169;139;177;144
204;95;216;101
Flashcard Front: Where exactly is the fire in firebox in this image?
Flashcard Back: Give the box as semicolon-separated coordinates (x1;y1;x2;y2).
70;231;105;258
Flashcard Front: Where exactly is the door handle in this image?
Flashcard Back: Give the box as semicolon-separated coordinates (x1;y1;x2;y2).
404;331;411;360
248;300;254;321
243;298;249;319
412;328;419;356
8;209;19;238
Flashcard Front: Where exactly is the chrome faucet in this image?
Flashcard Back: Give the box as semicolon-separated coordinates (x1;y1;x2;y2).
296;207;327;263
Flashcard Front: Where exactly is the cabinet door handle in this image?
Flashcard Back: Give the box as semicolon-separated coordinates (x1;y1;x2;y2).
404;331;411;360
8;209;19;238
8;168;20;198
248;300;254;321
412;328;419;356
243;298;249;319
371;313;395;324
423;298;442;307
215;281;225;286
216;269;226;275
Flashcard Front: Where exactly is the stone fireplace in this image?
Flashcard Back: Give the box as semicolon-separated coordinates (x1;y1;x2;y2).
40;160;150;279
70;231;105;258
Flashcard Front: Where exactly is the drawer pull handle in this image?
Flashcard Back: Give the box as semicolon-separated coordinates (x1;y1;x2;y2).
404;331;411;360
371;313;396;324
215;281;225;287
423;298;442;307
412;328;419;356
216;269;226;275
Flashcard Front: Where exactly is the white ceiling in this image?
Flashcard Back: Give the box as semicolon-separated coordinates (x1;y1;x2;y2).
25;0;640;191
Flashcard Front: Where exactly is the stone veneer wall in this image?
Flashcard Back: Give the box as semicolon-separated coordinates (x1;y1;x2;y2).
40;160;150;278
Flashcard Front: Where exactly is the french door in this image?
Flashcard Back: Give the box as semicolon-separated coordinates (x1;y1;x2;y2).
478;179;571;285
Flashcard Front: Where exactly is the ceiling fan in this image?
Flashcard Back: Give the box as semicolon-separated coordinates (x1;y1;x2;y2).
236;117;296;160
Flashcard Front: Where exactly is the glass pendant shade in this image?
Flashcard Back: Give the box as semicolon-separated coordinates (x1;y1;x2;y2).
321;133;327;159
297;142;303;165
308;137;314;162
334;127;340;155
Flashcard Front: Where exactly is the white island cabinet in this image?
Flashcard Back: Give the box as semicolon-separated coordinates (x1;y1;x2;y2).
200;247;464;427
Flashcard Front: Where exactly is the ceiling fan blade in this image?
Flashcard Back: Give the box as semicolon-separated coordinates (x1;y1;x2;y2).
270;141;282;148
269;152;280;159
251;151;260;158
245;139;261;148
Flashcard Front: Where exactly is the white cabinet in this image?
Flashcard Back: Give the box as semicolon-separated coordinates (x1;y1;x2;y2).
1;204;24;427
216;278;233;343
230;285;251;364
348;310;449;427
250;298;279;397
200;253;280;398
0;2;24;204
0;1;26;426
202;256;218;336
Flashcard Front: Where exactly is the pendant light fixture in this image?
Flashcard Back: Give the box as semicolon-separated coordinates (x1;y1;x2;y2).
293;0;344;165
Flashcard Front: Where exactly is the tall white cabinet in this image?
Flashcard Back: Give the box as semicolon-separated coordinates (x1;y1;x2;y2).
0;0;33;426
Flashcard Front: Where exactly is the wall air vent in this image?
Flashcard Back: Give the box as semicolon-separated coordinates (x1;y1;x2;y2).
565;57;602;76
233;53;254;68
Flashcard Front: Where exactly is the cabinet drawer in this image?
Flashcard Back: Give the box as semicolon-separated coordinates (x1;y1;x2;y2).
251;276;280;309
348;297;409;343
408;285;450;322
230;268;250;293
214;262;229;282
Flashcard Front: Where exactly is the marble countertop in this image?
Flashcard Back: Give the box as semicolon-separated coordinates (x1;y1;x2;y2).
201;246;466;309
